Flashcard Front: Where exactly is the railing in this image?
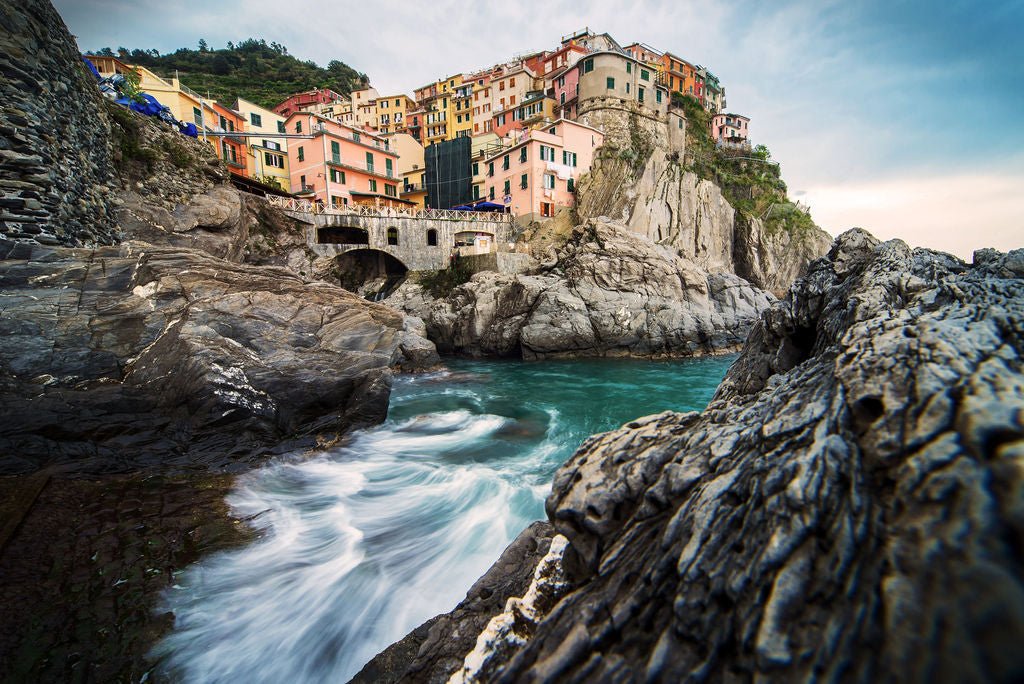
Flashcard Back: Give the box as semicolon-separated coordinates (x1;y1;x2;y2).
267;196;513;223
402;183;427;193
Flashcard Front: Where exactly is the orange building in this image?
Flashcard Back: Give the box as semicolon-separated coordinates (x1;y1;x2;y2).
659;52;698;100
209;101;248;177
284;111;413;209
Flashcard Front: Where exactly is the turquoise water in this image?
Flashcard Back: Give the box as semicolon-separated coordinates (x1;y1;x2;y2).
155;356;734;682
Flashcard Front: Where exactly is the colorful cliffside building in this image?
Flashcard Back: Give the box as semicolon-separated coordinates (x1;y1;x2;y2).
376;95;417;134
284;111;410;209
273;88;345;118
710;113;750;144
481;119;603;221
234;97;290;191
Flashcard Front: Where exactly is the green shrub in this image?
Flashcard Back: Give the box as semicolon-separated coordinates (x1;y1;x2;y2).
418;259;473;298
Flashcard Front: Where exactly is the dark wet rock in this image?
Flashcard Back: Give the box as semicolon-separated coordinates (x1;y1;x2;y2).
390;229;1024;682
0;472;248;683
0;239;439;474
350;522;557;684
389;218;774;359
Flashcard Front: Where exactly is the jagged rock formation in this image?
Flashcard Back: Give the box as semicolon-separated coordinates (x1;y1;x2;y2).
0;238;438;474
375;229;1024;682
389;218;773;359
576;149;832;296
0;0;117;246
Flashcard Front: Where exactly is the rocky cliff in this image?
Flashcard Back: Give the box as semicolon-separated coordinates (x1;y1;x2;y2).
371;229;1024;682
576;147;833;297
0;238;438;474
389;218;773;359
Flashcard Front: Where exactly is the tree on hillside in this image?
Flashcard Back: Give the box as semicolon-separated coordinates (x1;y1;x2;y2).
198;38;208;52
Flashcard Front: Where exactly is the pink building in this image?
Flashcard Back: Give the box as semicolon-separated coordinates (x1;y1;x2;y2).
481;119;604;221
551;64;581;119
284;111;412;210
710;113;750;143
273;88;345;118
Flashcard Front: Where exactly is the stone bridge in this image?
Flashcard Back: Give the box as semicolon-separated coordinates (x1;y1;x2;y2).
269;198;516;272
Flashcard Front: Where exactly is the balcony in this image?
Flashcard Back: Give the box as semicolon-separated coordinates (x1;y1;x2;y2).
402;183;427;194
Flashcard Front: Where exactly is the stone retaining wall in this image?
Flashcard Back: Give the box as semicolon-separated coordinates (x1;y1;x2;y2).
0;0;117;246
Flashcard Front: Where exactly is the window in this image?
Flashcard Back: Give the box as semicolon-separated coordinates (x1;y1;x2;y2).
519;147;527;163
366;151;374;170
330;140;340;163
369;179;378;192
626;62;632;74
250;112;262;127
395;99;400;106
264;140;281;151
562;151;577;166
277;121;286;134
678;118;684;129
353;131;361;143
489;186;495;200
641;69;650;81
329;168;345;183
265;152;284;168
543;174;555;189
567;178;575;193
473;185;480;199
297;146;304;162
488;162;494;176
219;115;227;129
387;227;399;246
560;92;565;105
427;229;438;246
510;95;516;105
331;195;344;209
502;154;509;170
503;179;510;195
295;120;302;133
510;77;515;86
472;162;479;176
540;145;555;162
384;184;397;197
638;87;645;103
386;158;393;177
583;59;594;73
300;174;306;188
656;89;663;104
499;81;505;91
193;107;202;125
541;202;553;217
626;83;630;94
606;77;615;90
520;173;528;189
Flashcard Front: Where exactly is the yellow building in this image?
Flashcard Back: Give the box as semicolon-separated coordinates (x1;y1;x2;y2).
234;97;290;191
451;80;473;140
421;73;468;147
376;94;417;135
401;167;427;209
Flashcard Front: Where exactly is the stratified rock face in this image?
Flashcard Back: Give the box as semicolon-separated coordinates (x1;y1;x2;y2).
0;239;439;474
430;230;1024;682
576;152;833;295
0;0;117;246
390;218;773;359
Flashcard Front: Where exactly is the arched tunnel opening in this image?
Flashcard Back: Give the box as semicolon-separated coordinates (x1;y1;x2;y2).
335;249;409;301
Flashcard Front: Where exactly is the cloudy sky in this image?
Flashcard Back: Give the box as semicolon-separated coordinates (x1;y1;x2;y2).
57;0;1022;258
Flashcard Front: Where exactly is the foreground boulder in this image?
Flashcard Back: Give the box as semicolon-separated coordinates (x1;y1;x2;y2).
375;229;1024;682
0;239;439;474
390;218;774;359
